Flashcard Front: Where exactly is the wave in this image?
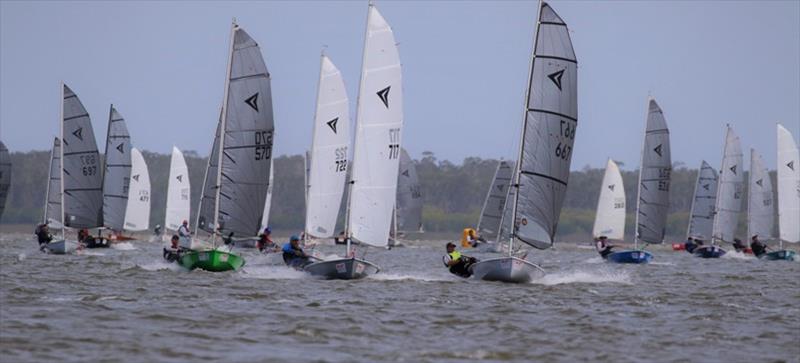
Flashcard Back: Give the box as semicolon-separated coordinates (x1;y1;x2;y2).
369;272;457;282
534;268;632;285
78;250;106;256
136;260;183;272
111;242;137;251
238;265;308;280
722;250;756;260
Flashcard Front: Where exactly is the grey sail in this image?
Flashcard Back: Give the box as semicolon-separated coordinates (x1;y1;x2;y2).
197;118;221;233
747;149;774;240
200;25;274;238
498;166;517;242
44;138;63;227
712;126;744;243
478;161;513;238
101;106;132;231
512;2;578;249
62;84;103;229
635;99;672;245
0;141;10;220
396;149;422;231
686;160;718;240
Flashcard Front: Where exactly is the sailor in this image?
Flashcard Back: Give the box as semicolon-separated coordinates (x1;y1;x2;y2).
153;224;162;236
461;228;480;248
595;236;616;258
750;235;768;257
163;235;182;262
732;238;747;253
257;227;278;253
443;242;478;278
282;235;312;268
178;220;191;238
35;223;53;249
685;237;704;254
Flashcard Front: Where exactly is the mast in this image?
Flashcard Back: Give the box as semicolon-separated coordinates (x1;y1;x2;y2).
509;0;543;256
212;19;238;245
59;82;66;236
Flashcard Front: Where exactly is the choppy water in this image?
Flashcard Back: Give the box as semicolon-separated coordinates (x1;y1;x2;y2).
1;232;798;363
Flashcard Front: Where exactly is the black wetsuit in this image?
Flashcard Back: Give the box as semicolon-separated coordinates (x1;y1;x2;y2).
751;240;767;257
444;252;477;278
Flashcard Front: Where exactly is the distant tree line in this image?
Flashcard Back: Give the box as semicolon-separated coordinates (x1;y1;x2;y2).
2;150;773;242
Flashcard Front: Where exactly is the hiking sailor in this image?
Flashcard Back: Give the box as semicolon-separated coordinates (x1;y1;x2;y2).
282;235;312;269
595;235;615;258
443;242;478;278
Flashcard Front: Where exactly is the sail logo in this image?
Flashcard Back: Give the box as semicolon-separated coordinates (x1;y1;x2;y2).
653;144;663;157
788;161;795;171
703;183;710;191
132;174;140;182
548;69;565;91
245;93;259;112
377;86;391;108
756;179;763;187
327;117;339;134
176;175;183;182
402;169;410;177
496;184;504;192
608;184;615;191
73;128;84;141
730;165;738;175
116;143;125;154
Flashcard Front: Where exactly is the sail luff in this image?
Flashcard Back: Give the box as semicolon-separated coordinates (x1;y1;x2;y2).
212;21;238;235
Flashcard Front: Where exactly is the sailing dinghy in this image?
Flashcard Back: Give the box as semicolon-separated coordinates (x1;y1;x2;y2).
700;125;744;258
470;2;575;282
100;106;133;243
41;137;78;254
766;124;799;261
686;160;718;243
591;159;633;261
183;21;274;272
303;3;402;279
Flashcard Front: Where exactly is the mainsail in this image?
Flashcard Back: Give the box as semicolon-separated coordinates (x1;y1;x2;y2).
635;99;671;245
747;149;774;240
165;146;190;232
478;161;513;238
259;158;274;233
305;55;350;239
711;125;744;243
592;159;626;241
777;124;800;243
124;148;150;231
0;141;10;220
512;2;578;249
44;137;63;228
197;24;274;238
347;4;403;248
101;106;132;231
686;160;718;240
61;84;103;229
396;148;422;232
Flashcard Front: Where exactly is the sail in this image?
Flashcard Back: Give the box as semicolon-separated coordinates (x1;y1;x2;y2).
61;84;103;229
497;178;517;242
165;146;191;232
747;149;774;240
197;119;221;233
777;124;800;243
0;141;10;220
635;99;671;245
304;55;350;239
513;2;578;249
259;158;274;233
124;148;150;231
686;160;718;240
592;159;626;240
205;25;274;238
396;148;422;232
711;126;744;243
478;161;513;237
44;138;63;228
101;106;132;231
347;5;403;248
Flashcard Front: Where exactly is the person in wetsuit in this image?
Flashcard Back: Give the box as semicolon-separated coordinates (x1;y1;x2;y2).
282;235;312;269
750;235;768;257
257;227;279;253
443;242;478;278
163;235;184;262
685;237;704;254
595;236;615;258
35;223;53;250
732;238;748;253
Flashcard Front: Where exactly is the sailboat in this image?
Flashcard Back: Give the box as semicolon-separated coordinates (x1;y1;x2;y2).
184;21;274;272
470;1;576;283
0;141;10;220
100;106;132;243
767;124;799;260
476;160;514;245
591;158;626;256
123;148;150;233
43;84;105;254
41;137;76;253
303;3;402;279
390;148;422;246
685;160;719;247
302;54;350;250
700;125;744;258
164;146;190;240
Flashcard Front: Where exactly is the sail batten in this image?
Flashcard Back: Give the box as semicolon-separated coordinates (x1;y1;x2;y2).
687;160;718;240
777;124;800;243
712;126;744;243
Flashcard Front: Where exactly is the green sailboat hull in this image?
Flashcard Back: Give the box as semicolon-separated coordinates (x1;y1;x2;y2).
761;250;796;261
178;250;245;272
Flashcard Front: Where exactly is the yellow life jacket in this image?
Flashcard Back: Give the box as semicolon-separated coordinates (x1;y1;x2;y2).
449;250;462;261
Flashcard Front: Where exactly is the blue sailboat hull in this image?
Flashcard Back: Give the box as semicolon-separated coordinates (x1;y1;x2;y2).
606;250;652;264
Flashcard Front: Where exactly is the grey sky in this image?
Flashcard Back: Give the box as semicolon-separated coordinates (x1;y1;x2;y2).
1;0;798;171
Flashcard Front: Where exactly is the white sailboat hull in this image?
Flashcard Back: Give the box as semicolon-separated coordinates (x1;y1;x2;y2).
470;257;544;283
44;239;79;255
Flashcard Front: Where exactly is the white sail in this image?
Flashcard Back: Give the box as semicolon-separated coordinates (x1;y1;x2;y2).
686;160;718;240
347;5;403;248
635;99;671;245
777;124;800;243
747;149;774;240
477;161;514;238
305;55;350;239
592;159;626;240
124;148;150;231
259;158;274;233
44;137;63;228
712;125;744;243
512;2;578;249
165;146;190;232
101;106;132;231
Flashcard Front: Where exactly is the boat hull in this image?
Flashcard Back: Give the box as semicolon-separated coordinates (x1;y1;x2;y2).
178;250;245;272
43;240;79;254
760;250;796;261
607;250;653;264
470;257;545;283
693;245;726;258
303;258;380;280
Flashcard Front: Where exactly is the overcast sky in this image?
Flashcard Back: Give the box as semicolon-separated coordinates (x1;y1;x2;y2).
1;0;798;171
